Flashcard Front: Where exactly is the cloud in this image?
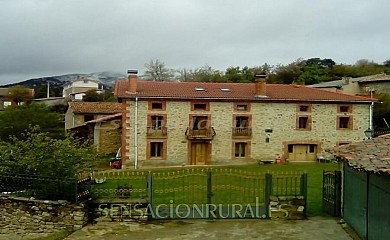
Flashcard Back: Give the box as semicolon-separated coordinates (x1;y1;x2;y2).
0;0;389;84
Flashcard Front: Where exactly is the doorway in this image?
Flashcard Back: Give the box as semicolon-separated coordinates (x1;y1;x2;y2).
288;144;317;162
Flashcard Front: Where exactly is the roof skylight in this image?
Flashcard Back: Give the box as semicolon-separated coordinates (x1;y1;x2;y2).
195;87;205;92
220;88;231;92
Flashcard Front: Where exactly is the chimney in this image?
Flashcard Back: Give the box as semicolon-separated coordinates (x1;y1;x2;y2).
127;69;138;93
254;74;267;96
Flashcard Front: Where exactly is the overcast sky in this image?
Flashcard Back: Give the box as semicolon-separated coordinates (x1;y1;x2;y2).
0;0;389;85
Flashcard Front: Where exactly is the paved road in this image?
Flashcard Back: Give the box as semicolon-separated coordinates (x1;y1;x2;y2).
65;216;356;240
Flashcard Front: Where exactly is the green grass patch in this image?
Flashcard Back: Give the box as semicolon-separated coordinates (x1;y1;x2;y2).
32;230;72;240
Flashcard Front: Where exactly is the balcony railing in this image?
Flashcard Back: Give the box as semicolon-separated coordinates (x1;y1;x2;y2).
185;127;216;140
232;127;252;137
147;127;167;138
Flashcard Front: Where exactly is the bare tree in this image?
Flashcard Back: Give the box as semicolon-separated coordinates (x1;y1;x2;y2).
144;59;174;81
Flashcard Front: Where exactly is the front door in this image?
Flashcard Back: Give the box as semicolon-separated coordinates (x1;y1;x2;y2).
191;142;208;165
288;144;317;162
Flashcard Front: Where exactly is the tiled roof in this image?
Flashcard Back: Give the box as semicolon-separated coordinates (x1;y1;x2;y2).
353;73;390;83
329;135;390;174
85;113;122;124
114;80;375;103
68;102;122;114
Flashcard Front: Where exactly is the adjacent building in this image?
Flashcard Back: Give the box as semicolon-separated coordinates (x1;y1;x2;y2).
62;77;104;101
114;71;375;168
0;87;35;109
65;102;122;130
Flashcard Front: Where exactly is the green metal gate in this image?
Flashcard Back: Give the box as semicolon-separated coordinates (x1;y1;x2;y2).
147;168;269;219
322;170;342;217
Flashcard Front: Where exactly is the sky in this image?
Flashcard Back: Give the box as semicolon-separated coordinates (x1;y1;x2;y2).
0;0;389;85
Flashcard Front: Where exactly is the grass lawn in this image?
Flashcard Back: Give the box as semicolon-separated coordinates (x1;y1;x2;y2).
91;162;341;216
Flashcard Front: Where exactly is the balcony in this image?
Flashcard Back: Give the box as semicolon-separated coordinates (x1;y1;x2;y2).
232;127;252;138
185;127;216;140
147;127;167;138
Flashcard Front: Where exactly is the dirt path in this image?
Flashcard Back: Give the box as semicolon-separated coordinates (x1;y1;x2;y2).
65;216;354;240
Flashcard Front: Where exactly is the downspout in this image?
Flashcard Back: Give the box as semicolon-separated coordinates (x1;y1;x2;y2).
134;97;139;169
369;90;374;131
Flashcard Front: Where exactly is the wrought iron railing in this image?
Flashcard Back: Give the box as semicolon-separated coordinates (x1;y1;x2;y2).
147;127;167;138
232;127;252;137
185;127;216;139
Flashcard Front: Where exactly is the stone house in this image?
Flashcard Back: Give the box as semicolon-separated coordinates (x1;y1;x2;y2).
65;102;122;130
330;135;390;240
0;87;35;109
309;73;390;96
114;70;375;168
62;77;104;101
70;113;122;154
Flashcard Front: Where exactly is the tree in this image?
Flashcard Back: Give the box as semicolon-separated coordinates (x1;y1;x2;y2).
0;103;64;141
0;129;98;201
270;59;304;84
83;89;104;102
144;59;174;81
7;86;33;105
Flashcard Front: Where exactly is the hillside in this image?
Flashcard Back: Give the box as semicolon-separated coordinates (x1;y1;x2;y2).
0;71;126;98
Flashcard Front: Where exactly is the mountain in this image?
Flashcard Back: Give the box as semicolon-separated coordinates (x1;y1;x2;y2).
0;71;127;98
0;71;127;88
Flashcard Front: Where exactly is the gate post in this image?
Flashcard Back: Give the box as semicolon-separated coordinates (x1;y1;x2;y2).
207;170;212;205
300;173;308;215
147;172;153;208
265;173;272;218
334;171;342;217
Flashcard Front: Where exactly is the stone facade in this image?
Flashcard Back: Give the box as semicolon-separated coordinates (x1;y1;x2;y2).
122;99;370;168
0;196;88;239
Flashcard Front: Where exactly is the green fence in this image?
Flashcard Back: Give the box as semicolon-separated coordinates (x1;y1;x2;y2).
90;168;307;219
0;172;91;203
344;163;390;240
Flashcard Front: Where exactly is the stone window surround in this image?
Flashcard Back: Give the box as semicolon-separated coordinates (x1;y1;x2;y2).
147;113;168;129
146;139;167;160
337;104;352;113
296;115;312;131
148;100;166;111
296;104;312;113
234;102;251;112
232;114;252;128
231;140;251;159
337;116;353;130
191;101;210;111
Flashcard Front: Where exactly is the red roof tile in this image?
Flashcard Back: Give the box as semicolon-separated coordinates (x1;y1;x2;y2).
68;102;122;114
114;80;375;103
329;135;390;174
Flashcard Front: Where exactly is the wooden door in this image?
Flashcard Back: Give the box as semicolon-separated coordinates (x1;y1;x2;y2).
191;142;208;165
294;145;308;161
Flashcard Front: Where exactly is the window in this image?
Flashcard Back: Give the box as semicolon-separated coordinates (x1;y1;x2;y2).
191;102;209;111
300;106;309;112
235;142;247;157
150;142;163;157
234;103;251;112
149;101;166;111
297;104;311;112
296;116;311;130
298;117;308;129
192;116;208;130
147;140;167;160
84;115;94;122
338;116;351;129
235;116;249;128
151;116;163;129
309;145;316;153
288;145;293;153
3;101;12;107
338;104;352;113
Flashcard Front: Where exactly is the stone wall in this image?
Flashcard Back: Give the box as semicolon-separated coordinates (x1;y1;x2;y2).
122;99;370;167
0;196;88;239
269;196;306;220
